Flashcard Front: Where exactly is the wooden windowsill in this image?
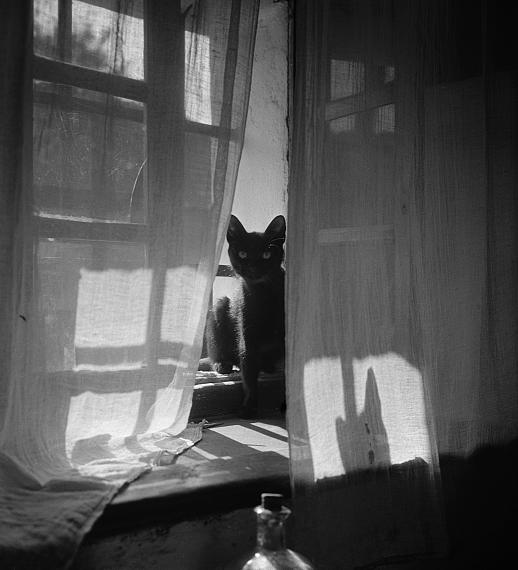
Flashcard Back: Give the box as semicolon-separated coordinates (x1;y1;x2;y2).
81;370;288;541
191;371;285;421
87;414;290;538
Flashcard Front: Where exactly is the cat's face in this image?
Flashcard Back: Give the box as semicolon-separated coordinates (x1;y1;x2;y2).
226;215;285;282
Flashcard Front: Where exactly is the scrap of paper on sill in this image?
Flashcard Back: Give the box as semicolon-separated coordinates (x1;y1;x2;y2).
154;419;224;466
154;421;206;466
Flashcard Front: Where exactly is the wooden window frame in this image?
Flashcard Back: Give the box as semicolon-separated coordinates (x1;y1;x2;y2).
31;0;284;419
32;0;234;376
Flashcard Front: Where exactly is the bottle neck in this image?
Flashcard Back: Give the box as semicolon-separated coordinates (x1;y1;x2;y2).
255;506;289;551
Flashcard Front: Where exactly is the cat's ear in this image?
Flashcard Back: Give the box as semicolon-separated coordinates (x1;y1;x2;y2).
265;215;286;244
227;215;246;243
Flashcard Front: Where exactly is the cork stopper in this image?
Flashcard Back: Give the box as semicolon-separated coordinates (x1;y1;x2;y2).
261;493;284;511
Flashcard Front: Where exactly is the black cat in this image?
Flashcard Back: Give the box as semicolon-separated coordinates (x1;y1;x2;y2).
206;214;286;418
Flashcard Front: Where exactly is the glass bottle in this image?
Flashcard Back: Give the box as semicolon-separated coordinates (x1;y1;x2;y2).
241;493;315;570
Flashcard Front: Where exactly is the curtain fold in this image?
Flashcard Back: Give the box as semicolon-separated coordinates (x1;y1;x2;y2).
287;0;518;568
0;0;259;566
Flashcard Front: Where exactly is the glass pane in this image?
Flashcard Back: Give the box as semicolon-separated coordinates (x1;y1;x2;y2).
34;0;144;81
330;60;365;101
329;114;357;134
33;80;146;223
34;0;59;59
374;104;395;134
38;239;148;372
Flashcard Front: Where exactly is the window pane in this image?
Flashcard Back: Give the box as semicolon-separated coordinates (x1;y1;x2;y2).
374;104;395;134
33;80;146;223
34;0;59;59
329;114;357;134
330;59;365;101
34;0;144;81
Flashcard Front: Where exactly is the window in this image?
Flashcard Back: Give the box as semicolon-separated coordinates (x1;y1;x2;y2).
32;0;227;376
32;0;288;417
1;4;279;565
327;59;394;135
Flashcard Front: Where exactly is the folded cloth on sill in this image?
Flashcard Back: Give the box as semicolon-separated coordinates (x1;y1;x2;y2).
0;421;205;569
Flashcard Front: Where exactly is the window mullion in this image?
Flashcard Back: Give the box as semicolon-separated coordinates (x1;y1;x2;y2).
325;83;394;122
144;0;184;368
33;56;147;102
57;0;72;61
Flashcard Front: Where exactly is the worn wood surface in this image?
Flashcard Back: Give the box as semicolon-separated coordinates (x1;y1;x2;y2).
86;417;289;538
190;374;286;420
74;507;258;570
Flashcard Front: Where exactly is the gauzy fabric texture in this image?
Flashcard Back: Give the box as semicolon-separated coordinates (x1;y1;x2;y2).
0;0;259;567
286;0;518;568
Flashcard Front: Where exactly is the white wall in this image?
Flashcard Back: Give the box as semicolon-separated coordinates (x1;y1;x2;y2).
220;0;288;267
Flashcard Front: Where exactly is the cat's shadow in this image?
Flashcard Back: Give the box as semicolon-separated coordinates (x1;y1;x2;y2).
335;366;391;472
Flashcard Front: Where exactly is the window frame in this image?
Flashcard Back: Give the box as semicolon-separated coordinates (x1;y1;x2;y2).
31;0;286;418
31;0;234;377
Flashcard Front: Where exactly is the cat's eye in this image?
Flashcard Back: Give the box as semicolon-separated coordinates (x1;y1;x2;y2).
238;251;248;259
262;251;272;260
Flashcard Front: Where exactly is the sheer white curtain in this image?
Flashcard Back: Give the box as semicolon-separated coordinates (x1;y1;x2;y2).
0;0;258;566
287;0;518;568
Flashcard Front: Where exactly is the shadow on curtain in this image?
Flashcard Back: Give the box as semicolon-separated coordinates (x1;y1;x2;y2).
287;0;518;568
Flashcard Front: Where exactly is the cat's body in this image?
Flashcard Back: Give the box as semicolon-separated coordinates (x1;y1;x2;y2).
206;215;286;417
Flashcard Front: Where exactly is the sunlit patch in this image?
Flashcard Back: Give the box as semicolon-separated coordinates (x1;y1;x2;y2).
185;30;212;124
303;357;347;480
74;268;151;371
352;353;432;466
190;447;232;461
156;358;189;368
160;266;204;346
65;390;143;461
73;362;144;372
251;422;288;439
302;353;433;481
209;425;289;458
146;378;193;434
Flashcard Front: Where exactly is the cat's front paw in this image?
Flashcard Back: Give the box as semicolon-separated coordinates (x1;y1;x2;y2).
213;361;234;375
